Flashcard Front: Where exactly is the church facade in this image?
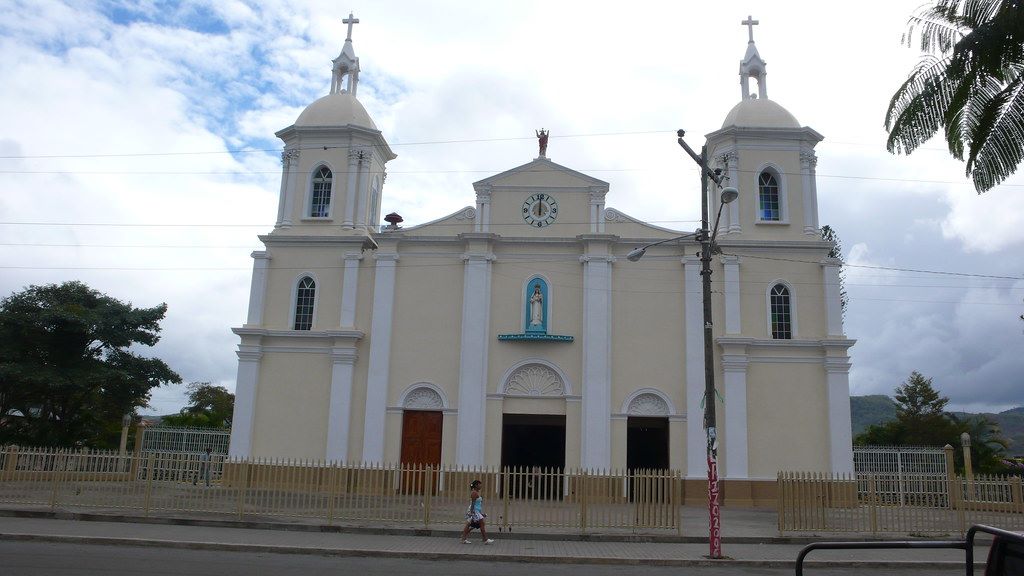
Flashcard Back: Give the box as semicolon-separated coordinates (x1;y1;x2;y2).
228;17;855;504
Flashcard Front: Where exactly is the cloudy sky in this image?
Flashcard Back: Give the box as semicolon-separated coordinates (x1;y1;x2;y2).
2;0;1022;416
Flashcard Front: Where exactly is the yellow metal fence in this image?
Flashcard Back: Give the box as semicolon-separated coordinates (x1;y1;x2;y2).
0;447;682;534
778;471;1024;535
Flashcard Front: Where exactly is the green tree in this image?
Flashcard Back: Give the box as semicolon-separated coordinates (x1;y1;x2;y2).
162;382;234;429
0;281;180;448
854;371;1012;473
885;0;1024;192
820;225;849;318
855;371;962;446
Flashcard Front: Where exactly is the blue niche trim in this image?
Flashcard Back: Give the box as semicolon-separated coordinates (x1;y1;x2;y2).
497;333;574;342
524;277;549;333
498;277;573;342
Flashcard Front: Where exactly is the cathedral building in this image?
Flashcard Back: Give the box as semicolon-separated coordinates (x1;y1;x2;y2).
228;16;855;504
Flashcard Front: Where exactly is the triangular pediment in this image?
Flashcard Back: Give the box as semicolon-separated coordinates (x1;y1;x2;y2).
473;157;608;191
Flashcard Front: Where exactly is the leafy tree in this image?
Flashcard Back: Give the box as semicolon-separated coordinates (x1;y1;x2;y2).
820;225;849;318
855;371;1012;473
0;281;180;448
162;382;234;429
894;371;948;419
885;0;1024;193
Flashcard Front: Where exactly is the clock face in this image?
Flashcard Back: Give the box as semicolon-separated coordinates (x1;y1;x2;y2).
522;193;558;227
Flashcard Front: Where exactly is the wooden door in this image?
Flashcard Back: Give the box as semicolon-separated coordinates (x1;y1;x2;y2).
400;410;442;494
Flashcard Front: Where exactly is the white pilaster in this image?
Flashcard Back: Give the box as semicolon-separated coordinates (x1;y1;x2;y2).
343;149;361;228
580;254;612;469
362;250;399;462
801;151;819;235
723;255;740;335
456;251;493;465
355;156;371;227
474;185;492;233
589;186;608;234
822;258;844;337
326;347;357;462
825;354;854;473
245;251;270;326
340;252;362;328
721;152;741;233
228;346;262;458
722;346;749;478
279;150;300;228
276;150;299;228
683;255;706;478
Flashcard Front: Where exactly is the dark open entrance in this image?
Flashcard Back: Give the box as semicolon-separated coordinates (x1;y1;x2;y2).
627;417;669;471
627;417;670;501
501;414;565;499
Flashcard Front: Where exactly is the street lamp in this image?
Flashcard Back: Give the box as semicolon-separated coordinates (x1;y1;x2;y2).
626;129;737;559
119;412;133;456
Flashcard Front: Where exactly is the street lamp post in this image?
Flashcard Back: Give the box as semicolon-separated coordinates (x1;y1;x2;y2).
119;413;133;456
626;129;737;559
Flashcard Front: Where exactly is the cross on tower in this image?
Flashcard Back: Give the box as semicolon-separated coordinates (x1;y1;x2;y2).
741;15;759;43
343;12;359;41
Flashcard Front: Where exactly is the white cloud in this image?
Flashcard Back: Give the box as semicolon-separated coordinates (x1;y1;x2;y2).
2;0;1022;416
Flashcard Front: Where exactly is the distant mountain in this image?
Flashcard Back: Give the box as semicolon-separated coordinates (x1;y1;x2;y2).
850;395;897;436
850;396;1024;457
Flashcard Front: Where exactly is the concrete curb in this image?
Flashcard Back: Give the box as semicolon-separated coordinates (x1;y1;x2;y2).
0;532;985;570
0;509;910;545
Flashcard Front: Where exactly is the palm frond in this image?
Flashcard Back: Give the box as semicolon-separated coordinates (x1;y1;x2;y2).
966;74;1024;191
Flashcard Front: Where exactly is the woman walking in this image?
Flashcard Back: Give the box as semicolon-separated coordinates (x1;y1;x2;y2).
461;479;494;544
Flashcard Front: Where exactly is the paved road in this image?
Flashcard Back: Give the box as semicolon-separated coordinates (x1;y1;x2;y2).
1;541;965;576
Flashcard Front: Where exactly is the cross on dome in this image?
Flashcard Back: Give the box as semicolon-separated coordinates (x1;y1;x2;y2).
343;12;359;42
331;12;361;96
741;15;758;43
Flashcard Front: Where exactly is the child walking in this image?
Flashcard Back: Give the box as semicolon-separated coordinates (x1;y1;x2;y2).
461;479;494;544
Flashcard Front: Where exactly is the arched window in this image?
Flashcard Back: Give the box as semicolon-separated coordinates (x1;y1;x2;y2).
294;277;315;330
310;166;333;217
758;171;781;221
770;283;792;339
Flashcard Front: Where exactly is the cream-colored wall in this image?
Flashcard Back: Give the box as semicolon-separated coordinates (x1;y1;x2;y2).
386;252;463;407
261;246;344;330
745;362;829;476
737;255;827;339
488;189;593;238
611;256;687;418
251;351;331;459
487;254;583;398
736;150;805;242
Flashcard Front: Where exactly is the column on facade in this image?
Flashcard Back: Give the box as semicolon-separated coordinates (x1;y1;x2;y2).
589;186;608;234
245;251;270;326
723;255;741;335
474;185;492;233
354;155;372;228
824;353;855;473
455;243;494;465
228;345;262;458
682;255;706;478
340;252;362;328
580;250;613;470
721;343;749;478
362;250;399;462
822;258;843;337
343;148;361;228
800;151;820;235
719;152;741;234
326;347;357;462
277;149;300;228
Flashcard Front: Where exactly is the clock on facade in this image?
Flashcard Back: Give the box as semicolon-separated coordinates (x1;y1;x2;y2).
522;193;558;227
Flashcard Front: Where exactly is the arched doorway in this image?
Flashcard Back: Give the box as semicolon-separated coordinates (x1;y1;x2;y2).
399;386;444;494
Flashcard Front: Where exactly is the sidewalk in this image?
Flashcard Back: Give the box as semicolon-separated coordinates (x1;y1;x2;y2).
0;507;989;569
